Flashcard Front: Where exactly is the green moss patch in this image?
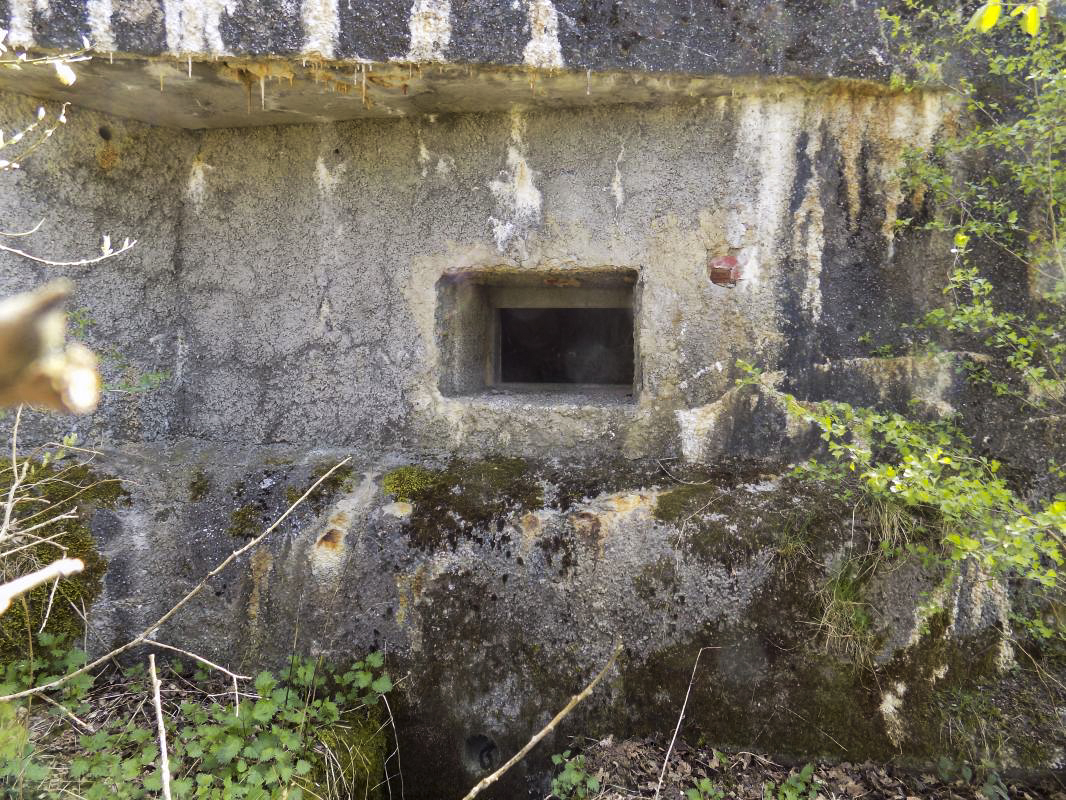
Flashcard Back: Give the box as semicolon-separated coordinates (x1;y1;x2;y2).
653;476;848;569
0;461;128;663
385;458;543;549
227;503;263;538
382;466;436;502
188;467;212;502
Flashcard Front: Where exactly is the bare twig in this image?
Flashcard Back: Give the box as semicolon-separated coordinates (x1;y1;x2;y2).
149;654;173;800
460;642;623;800
0;458;352;702
778;705;847;753
656;458;717;487
0;219;45;237
0;405;25;540
0;557;83;614
38;575;60;632
382;692;406;800
38;692;94;732
143;639;251;681
654;646;718;800
0;238;136;267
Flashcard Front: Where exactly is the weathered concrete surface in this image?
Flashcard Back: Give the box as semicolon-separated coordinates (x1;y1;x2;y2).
0;25;1060;798
0;86;960;453
0;1;922;128
7;1;900;78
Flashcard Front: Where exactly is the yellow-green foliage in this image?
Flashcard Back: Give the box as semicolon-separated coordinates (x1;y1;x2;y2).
0;461;127;663
382;465;435;501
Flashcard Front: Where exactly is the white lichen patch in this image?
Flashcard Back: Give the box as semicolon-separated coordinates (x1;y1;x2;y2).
87;0;116;51
405;0;451;63
162;0;236;55
523;0;564;69
488;112;543;251
301;0;339;60
676;386;755;463
879;681;908;747
309;473;378;579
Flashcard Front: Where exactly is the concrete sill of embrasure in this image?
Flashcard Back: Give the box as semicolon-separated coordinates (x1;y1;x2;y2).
449;384;637;407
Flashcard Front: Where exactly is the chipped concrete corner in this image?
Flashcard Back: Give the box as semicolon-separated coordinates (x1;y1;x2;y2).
0;1;1061;797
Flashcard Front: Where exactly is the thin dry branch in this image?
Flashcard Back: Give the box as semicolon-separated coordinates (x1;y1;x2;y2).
0;556;83;614
37;691;94;733
149;654;173;800
143;638;251;681
654;646;717;800
459;642;623;800
0;237;136;268
0;458;352;702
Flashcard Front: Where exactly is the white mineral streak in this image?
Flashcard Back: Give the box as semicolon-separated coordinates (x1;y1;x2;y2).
417;133;431;177
7;0;48;48
185;158;209;211
488;111;542;251
611;144;625;210
879;682;908;747
301;0;338;59
86;0;116;51
405;0;450;63
792;127;825;323
315;155;345;194
523;0;563;68
162;0;235;55
744;94;803;291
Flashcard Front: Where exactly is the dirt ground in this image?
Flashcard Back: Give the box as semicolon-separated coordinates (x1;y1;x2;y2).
574;737;1065;800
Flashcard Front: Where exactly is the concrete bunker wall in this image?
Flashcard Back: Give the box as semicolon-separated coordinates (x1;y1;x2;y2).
3;80;1052;798
1;86;952;456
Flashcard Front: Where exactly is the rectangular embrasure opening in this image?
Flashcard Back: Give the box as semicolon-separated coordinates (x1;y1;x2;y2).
498;308;634;384
435;269;639;401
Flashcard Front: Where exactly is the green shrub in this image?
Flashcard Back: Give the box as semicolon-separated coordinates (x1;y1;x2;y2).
0;638;393;800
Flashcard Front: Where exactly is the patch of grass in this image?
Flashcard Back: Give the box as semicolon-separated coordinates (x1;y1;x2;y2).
814;563;875;666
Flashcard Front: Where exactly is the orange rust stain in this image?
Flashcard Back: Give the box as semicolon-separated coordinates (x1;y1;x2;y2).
97;145;119;170
608;493;653;513
327;511;350;528
571;511;603;545
543;275;581;287
317;528;344;550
